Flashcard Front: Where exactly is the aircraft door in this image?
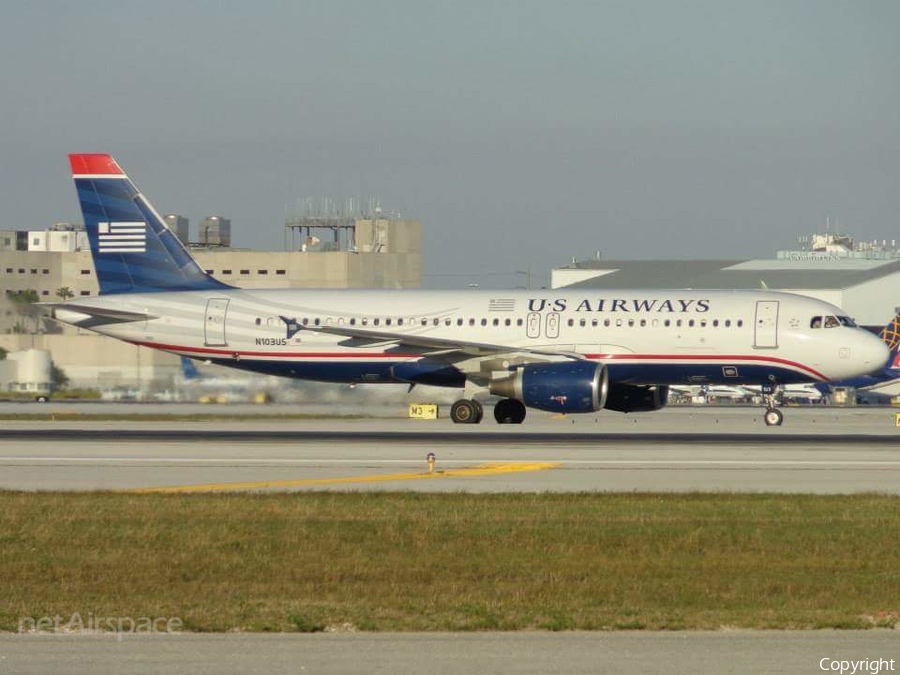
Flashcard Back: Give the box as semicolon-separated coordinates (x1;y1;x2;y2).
526;312;541;339
204;298;229;347
754;300;779;348
545;312;560;339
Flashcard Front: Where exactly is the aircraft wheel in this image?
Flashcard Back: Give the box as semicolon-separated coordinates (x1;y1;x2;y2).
764;408;784;427
494;398;527;424
472;400;484;424
451;399;479;424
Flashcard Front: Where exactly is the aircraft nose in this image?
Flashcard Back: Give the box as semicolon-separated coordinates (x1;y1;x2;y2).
858;333;891;375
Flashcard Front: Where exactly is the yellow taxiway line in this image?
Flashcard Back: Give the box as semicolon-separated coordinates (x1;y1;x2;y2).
129;462;560;493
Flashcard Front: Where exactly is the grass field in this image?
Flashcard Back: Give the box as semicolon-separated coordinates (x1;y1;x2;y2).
2;492;899;632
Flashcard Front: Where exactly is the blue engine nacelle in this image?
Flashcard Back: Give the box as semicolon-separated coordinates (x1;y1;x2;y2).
489;361;608;413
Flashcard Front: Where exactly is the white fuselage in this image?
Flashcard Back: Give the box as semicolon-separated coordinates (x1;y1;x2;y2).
57;288;889;388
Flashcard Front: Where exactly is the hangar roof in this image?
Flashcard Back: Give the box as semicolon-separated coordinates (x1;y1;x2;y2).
558;258;900;291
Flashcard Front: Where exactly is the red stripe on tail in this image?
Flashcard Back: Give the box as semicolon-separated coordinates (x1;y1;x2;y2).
69;154;125;176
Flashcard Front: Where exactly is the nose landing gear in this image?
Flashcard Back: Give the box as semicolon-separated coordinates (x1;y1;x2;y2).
761;384;784;427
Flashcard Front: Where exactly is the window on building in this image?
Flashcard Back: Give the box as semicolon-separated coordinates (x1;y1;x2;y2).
258;270;268;275
223;270;232;275
80;291;90;296
30;269;37;274
42;269;49;275
206;270;214;275
276;270;286;275
80;270;90;275
41;290;49;296
240;269;249;275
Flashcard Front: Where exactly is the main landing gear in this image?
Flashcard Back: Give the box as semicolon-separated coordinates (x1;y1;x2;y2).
450;399;483;424
761;384;784;427
450;398;526;424
493;398;526;425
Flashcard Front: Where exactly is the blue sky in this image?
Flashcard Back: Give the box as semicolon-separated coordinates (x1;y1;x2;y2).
1;1;898;287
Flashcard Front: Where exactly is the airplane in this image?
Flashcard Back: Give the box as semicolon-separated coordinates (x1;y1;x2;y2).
51;154;890;427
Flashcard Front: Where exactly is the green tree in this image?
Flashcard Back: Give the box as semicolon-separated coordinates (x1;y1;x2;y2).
50;363;69;390
55;286;74;301
5;290;43;334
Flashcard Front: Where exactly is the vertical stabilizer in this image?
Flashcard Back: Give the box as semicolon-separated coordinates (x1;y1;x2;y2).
69;154;232;294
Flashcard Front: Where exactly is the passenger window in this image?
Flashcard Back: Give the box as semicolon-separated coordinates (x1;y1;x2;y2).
664;319;671;327
445;318;452;326
505;318;511;326
567;318;574;327
350;318;356;326
469;318;475;326
591;319;598;327
737;320;743;327
604;319;611;327
516;318;523;327
688;319;695;327
385;318;392;326
481;318;487;326
628;319;634;327
712;319;718;327
724;319;731;327
615;319;622;327
579;319;586;327
493;318;499;326
421;319;427;326
373;318;380;326
432;318;439;326
676;319;683;327
640;319;646;327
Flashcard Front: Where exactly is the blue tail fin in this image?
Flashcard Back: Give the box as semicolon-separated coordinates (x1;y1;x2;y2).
878;312;900;372
180;357;201;380
69;154;232;295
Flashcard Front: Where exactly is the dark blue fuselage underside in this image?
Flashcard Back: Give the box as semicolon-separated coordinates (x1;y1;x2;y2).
206;358;816;387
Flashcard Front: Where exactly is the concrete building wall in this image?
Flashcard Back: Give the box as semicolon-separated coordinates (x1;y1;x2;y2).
0;334;180;391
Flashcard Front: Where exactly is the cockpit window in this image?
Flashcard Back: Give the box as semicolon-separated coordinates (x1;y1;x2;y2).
810;316;822;329
838;316;856;327
824;316;840;328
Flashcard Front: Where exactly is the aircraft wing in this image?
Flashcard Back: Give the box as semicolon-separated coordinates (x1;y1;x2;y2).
298;324;584;361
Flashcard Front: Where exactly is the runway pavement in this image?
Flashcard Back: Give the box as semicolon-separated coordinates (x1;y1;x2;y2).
1;407;899;493
2;631;898;675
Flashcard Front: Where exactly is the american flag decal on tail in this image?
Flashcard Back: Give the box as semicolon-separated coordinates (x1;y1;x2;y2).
98;222;147;253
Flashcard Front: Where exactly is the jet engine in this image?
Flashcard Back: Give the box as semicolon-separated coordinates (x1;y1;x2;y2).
603;383;669;413
489;361;608;413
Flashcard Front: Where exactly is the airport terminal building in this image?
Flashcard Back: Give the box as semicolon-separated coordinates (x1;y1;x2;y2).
1;216;421;392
